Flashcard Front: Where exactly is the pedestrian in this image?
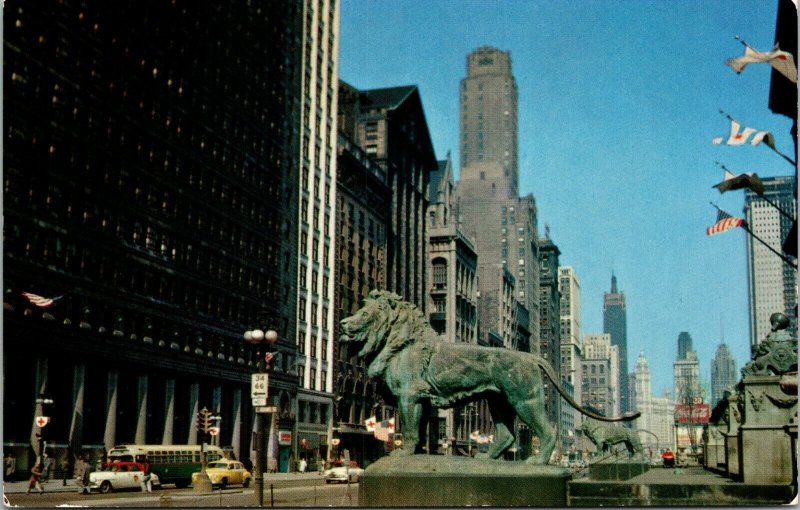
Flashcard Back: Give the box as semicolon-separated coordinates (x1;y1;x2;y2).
60;456;70;486
41;451;53;482
140;467;153;493
27;460;44;494
5;453;17;481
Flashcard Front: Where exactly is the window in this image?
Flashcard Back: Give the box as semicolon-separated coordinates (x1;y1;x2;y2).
432;258;447;289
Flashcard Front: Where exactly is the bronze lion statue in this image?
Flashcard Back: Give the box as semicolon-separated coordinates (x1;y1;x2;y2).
340;290;639;464
581;417;644;457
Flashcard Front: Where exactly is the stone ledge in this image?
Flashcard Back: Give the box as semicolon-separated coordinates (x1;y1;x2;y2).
360;455;571;507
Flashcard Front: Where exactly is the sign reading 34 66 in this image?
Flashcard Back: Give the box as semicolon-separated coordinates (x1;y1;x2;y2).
251;373;269;399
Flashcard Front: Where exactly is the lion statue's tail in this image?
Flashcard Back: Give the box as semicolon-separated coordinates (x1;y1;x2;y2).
537;358;641;422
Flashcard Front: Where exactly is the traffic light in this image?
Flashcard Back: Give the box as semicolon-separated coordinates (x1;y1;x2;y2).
197;407;210;433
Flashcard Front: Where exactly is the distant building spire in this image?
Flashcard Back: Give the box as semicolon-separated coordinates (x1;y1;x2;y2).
611;273;618;294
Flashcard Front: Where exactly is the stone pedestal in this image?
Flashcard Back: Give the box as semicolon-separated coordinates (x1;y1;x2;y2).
359;455;571;507
723;393;742;479
587;460;648;480
703;425;725;471
739;375;797;485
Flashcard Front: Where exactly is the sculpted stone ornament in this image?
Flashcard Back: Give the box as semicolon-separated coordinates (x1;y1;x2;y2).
340;290;639;464
741;312;797;377
581;418;644;458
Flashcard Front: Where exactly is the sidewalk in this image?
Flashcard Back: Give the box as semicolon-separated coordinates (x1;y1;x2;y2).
3;478;84;494
3;471;324;494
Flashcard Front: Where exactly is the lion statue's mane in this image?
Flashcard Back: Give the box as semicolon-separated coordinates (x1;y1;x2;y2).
340;290;639;464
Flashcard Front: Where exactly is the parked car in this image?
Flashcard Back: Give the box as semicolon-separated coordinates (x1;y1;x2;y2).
87;461;160;494
324;461;364;484
191;460;251;489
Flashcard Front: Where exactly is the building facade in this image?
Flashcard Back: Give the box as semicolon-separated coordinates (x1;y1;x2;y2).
744;175;797;349
538;238;562;431
333;82;437;456
427;154;479;454
4;0;302;474
331;129;391;467
673;349;702;452
581;334;619;418
558;266;582;447
459;47;518;196
710;343;737;407
603;274;629;413
294;0;340;468
630;351;676;453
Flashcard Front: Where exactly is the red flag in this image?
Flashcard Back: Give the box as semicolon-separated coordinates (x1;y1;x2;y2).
706;210;747;236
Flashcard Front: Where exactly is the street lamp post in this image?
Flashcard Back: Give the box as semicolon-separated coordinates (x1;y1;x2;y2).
244;328;278;508
34;394;54;466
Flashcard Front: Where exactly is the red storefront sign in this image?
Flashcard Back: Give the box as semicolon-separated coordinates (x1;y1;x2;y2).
675;404;710;423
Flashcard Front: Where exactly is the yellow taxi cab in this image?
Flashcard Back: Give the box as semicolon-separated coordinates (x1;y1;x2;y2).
191;460;251;489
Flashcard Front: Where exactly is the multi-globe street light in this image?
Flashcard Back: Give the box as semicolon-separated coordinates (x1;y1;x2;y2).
244;328;278;507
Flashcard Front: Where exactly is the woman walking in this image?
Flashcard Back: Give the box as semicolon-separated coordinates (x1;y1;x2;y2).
26;460;44;494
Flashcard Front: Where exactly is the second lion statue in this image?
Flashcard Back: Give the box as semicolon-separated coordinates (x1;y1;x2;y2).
340;290;639;464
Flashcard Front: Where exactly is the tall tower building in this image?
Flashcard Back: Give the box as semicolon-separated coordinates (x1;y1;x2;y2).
4;0;302;470
558;267;582;406
603;274;629;413
295;0;340;464
456;49;539;352
538;238;561;430
459;47;518;196
710;344;738;406
677;331;693;360
744;175;797;349
632;352;653;445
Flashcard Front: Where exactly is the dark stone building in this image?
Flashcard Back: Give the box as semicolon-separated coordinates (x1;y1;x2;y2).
538;237;561;433
332;82;437;460
4;0;301;474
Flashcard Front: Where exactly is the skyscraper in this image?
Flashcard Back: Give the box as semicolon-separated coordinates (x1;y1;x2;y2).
744;175;797;349
4;0;302;470
558;266;582;405
710;344;738;406
456;47;540;352
603;274;629;413
538;238;561;429
677;331;693;360
295;0;340;464
459;47;518;196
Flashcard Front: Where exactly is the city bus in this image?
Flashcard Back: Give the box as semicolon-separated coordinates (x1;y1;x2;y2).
107;444;225;488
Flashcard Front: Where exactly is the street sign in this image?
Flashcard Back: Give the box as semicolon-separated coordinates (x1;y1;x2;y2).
35;416;50;427
252;397;268;407
255;406;278;414
251;373;268;398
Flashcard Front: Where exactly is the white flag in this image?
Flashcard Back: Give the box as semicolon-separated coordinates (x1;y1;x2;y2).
726;43;797;83
713;119;775;148
364;416;376;432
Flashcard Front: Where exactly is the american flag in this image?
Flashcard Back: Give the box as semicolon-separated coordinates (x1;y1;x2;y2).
21;292;61;308
374;417;395;442
706;210;747;236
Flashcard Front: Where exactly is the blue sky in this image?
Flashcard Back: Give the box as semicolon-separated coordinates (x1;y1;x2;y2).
338;0;795;397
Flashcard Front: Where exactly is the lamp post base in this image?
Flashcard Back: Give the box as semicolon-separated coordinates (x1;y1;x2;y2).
193;472;213;493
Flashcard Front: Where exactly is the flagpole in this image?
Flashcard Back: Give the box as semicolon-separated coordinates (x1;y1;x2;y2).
741;223;798;270
715;162;797;221
711;203;798;270
719;110;798;166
